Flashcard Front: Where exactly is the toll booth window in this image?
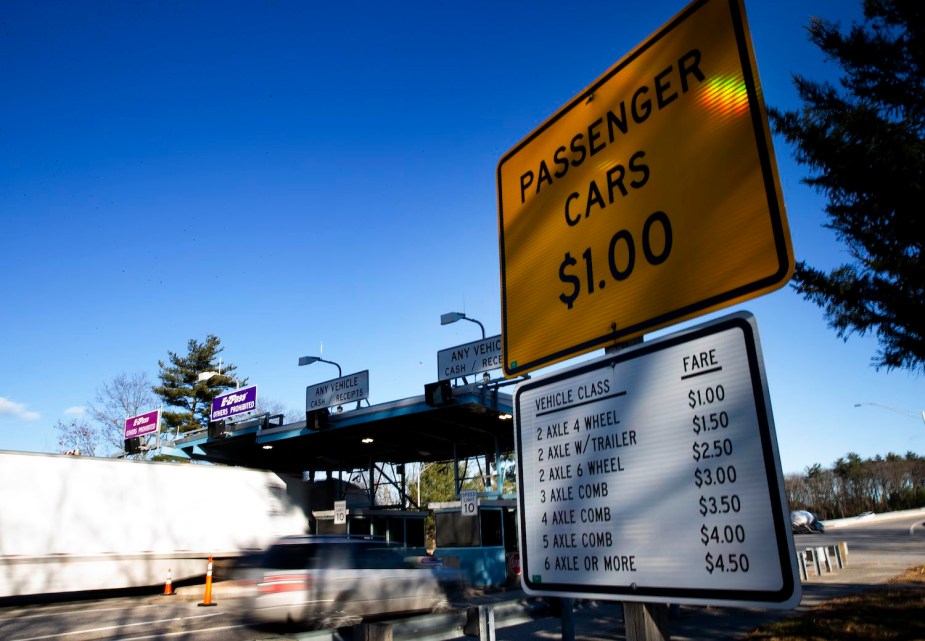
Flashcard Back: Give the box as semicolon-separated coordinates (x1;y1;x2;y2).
386;518;404;545
350;518;371;537
480;509;503;547
316;520;347;535
503;508;518;551
435;511;480;547
372;516;387;539
405;519;425;547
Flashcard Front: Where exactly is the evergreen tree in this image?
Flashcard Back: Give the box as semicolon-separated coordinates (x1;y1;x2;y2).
414;462;458;509
769;0;924;373
153;335;246;439
787;451;925;517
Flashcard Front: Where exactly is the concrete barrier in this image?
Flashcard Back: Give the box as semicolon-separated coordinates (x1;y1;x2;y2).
822;507;925;530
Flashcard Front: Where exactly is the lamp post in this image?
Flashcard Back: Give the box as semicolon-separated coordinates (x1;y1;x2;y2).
298;356;342;377
197;370;239;388
854;402;925;425
441;311;486;339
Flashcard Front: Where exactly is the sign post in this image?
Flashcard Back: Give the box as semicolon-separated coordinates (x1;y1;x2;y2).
513;313;799;609
497;0;793;376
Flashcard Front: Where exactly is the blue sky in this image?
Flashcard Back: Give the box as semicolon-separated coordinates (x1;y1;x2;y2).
1;0;920;475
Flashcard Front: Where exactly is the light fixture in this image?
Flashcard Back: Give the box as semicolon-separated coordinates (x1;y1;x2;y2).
855;402;925;425
262;444;273;450
197;370;239;388
425;380;454;406
440;311;486;339
361;437;374;444
298;356;343;377
499;413;513;420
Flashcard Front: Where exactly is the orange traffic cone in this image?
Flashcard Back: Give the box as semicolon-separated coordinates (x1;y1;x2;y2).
197;555;217;607
163;567;175;596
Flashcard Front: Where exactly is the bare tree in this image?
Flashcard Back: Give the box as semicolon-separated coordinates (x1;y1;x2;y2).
256;397;302;424
54;418;100;456
86;371;157;456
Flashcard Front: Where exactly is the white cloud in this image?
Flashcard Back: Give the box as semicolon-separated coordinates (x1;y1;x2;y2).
0;397;40;421
64;406;87;417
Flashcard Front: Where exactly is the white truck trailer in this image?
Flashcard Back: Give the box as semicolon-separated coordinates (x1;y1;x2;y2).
0;450;308;599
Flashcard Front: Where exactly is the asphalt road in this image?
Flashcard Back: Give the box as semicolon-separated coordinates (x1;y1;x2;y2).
0;593;259;641
1;510;923;641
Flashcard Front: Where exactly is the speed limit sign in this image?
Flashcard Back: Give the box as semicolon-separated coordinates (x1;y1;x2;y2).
461;490;478;517
334;500;347;525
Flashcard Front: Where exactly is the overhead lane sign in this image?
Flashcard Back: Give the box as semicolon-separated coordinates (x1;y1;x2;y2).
497;0;793;376
438;335;503;381
306;371;369;411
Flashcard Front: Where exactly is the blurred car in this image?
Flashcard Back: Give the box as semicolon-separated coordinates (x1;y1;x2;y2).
239;535;462;628
790;510;825;534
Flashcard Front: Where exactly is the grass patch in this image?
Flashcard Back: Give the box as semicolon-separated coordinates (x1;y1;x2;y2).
745;565;925;640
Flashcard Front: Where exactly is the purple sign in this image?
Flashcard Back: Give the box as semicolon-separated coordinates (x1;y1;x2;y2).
210;385;258;422
124;409;161;439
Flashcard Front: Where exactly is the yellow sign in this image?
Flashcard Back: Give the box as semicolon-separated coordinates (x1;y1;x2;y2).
497;0;793;376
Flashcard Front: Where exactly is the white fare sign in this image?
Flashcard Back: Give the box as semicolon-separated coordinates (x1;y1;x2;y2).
513;313;799;608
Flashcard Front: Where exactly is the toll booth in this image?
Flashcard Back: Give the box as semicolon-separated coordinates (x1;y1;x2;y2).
312;507;427;547
430;498;519;587
175;381;519;575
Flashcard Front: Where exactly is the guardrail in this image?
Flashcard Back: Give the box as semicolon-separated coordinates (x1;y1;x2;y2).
796;541;848;581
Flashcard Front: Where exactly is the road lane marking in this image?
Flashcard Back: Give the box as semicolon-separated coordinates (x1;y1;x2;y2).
9;611;223;641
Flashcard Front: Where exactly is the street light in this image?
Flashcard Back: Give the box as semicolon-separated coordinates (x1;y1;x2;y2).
854;402;925;425
441;311;485;339
298;356;342;377
197;370;239;388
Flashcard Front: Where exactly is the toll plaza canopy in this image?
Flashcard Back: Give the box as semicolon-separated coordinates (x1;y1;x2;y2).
175;381;515;476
